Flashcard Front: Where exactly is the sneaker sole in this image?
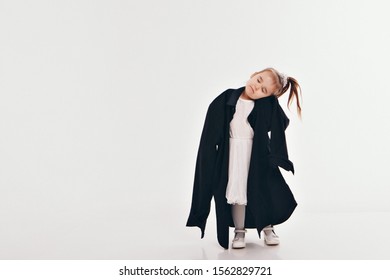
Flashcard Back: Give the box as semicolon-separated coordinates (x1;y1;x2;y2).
264;241;279;246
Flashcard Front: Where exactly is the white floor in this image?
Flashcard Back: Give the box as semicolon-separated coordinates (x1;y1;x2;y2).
163;209;390;260
1;207;390;260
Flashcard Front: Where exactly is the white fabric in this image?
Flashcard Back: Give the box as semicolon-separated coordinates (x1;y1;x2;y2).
279;72;288;87
226;98;255;205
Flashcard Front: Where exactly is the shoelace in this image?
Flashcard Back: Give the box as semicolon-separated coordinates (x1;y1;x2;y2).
263;230;278;238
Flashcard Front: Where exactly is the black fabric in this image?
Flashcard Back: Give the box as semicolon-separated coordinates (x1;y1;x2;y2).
186;87;297;249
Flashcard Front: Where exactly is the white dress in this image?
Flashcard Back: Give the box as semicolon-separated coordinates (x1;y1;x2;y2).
225;97;255;205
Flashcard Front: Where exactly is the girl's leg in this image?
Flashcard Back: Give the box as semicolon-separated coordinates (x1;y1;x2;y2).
231;204;246;238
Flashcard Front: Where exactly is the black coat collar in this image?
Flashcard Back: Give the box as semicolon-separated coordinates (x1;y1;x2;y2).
226;86;245;106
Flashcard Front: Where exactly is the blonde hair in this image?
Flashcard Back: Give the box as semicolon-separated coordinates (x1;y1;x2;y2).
252;67;303;119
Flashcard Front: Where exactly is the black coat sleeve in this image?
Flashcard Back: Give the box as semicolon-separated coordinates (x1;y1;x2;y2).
186;95;224;238
268;97;295;174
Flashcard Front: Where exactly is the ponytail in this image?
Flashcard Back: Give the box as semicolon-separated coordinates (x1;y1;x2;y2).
275;76;303;120
268;68;302;119
256;67;303;119
262;67;302;120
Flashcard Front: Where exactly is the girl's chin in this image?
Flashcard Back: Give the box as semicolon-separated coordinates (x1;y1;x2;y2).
245;92;253;99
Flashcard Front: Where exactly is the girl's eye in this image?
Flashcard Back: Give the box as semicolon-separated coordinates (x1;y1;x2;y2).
257;78;260;83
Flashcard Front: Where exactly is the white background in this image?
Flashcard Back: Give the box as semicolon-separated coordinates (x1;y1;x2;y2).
1;0;390;259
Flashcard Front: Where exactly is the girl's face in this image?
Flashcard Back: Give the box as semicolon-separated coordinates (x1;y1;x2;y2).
244;71;278;100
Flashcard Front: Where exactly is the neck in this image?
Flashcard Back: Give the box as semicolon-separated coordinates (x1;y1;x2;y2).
240;89;252;100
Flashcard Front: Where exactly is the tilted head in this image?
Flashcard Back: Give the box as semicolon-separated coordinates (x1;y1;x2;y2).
243;67;303;119
244;70;275;99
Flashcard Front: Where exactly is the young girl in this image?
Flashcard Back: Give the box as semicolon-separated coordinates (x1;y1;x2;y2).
186;67;302;249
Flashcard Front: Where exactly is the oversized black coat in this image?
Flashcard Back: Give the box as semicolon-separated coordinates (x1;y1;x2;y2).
186;86;297;249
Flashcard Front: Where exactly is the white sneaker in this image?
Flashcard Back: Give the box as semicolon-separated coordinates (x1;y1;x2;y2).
262;226;280;246
232;229;247;249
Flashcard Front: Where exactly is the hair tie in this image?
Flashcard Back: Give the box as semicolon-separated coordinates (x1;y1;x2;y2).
279;72;288;87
